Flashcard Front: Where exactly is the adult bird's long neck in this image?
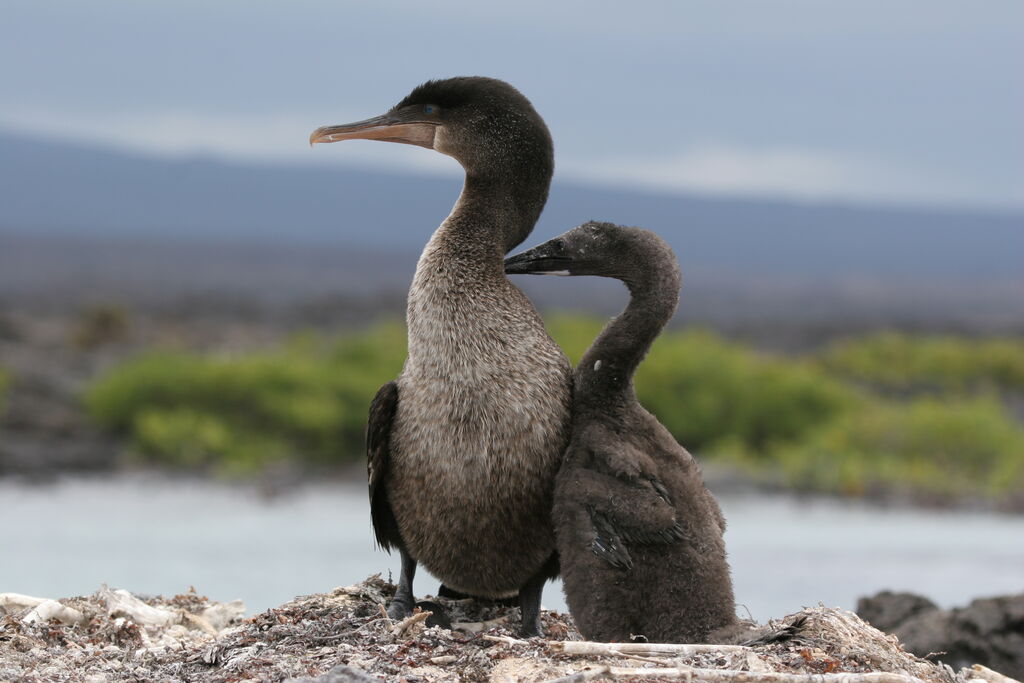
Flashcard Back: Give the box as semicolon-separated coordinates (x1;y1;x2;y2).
408;154;554;354
576;260;681;407
437;138;553;257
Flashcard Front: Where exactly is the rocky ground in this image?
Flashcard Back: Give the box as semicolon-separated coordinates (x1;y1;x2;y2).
1;576;1020;683
857;592;1024;681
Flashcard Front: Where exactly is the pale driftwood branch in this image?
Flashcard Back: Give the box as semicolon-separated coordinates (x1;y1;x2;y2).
540;665;933;683
482;634;530;646
99;585;177;627
452;615;510;634
605;650;676;666
962;665;1022;683
391;609;432;637
0;592;47;611
22;599;87;626
552;641;751;657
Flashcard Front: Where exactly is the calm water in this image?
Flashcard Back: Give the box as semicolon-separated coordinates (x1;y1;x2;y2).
2;476;1022;622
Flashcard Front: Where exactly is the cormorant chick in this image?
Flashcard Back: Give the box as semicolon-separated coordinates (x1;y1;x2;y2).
505;222;736;642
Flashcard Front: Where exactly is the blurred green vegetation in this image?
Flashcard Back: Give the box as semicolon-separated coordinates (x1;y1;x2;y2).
817;332;1024;394
723;397;1024;502
85;322;406;474
0;367;9;413
83;317;1024;505
549;316;860;455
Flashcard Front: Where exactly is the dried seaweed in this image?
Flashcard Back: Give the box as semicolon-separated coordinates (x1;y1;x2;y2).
0;576;1015;683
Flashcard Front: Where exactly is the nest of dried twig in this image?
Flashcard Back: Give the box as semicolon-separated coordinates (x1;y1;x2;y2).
0;576;1018;683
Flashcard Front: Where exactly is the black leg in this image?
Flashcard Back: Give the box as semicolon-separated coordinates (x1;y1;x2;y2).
388;548;417;620
518;566;548;638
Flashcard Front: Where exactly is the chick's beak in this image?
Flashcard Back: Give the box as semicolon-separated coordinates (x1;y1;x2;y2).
504;243;573;275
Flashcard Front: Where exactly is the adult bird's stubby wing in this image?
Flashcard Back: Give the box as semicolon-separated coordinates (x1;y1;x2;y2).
367;381;403;552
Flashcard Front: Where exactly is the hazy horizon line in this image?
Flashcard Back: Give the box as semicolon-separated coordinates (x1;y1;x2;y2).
4;125;1021;219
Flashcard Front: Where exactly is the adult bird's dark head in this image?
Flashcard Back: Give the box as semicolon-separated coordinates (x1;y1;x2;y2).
505;221;681;294
311;77;554;252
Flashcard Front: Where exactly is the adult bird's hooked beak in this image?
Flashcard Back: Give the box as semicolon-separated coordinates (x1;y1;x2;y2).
309;108;438;149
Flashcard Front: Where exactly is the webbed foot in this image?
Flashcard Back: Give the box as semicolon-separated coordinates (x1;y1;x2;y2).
387;595;415;621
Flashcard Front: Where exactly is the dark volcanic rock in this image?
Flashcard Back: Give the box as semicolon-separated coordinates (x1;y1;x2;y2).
857;590;1024;680
857;591;941;632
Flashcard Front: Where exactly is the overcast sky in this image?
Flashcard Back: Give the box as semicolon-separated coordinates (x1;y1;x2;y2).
2;1;1021;211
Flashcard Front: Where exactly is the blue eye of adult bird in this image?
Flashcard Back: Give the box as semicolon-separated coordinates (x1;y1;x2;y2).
424;105;436;114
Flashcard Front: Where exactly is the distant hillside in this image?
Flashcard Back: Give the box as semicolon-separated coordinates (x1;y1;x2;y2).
2;131;1021;281
1;131;1021;331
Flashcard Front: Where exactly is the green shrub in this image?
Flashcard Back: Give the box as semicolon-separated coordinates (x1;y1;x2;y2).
544;315;605;363
84;322;406;473
93;315;860;472
738;397;1024;503
84;316;1024;505
638;330;859;455
817;332;1024;394
547;316;861;455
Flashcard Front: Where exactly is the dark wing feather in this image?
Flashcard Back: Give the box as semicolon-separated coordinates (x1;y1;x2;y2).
588;506;634;570
618;473;684;545
367;381;402;552
576;460;685;570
